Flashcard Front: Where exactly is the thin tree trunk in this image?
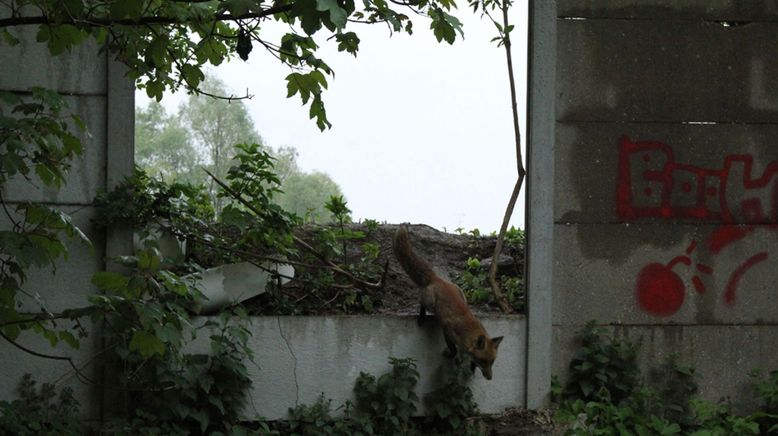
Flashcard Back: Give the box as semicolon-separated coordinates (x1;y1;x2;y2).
489;0;527;313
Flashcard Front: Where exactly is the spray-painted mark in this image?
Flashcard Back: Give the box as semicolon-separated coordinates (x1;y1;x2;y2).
617;135;778;224
617;136;775;316
634;241;712;316
723;252;768;305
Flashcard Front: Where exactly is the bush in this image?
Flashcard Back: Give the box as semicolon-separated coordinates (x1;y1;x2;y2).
0;374;80;436
555;323;778;435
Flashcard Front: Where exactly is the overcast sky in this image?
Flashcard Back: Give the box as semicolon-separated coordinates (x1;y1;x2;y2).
137;3;528;233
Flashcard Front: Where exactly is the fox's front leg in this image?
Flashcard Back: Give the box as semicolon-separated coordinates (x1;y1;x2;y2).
417;304;429;326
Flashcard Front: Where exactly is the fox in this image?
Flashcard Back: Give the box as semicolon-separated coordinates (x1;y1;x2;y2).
393;225;503;380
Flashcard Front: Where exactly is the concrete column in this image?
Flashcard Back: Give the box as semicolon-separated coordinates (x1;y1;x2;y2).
524;0;556;409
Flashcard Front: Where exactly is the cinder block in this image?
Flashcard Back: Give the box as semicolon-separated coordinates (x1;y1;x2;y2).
558;0;778;20
0;206;104;313
1;95;108;204
555;122;778;224
557;20;778;123
0;26;106;95
0;321;102;419
553;223;778;325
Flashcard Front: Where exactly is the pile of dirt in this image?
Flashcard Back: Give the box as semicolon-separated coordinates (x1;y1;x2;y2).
191;222;525;315
292;223;525;315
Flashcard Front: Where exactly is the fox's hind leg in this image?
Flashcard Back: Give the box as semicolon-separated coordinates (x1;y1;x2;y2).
442;332;457;358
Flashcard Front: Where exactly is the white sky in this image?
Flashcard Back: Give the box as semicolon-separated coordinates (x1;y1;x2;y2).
136;3;528;233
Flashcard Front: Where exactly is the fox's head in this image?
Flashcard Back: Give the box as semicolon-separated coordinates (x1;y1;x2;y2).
468;334;504;380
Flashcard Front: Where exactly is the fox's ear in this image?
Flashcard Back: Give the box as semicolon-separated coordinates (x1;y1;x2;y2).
491;336;504;349
476;335;486;350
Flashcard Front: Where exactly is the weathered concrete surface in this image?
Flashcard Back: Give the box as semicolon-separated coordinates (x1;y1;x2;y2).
553;223;778;325
0;21;132;423
553;324;778;410
0;322;102;420
1;95;108;205
0;26;106;95
555;122;778;224
558;0;778;20
5;206;104;313
541;0;778;409
557;20;778;123
230;315;526;420
525;0;557;409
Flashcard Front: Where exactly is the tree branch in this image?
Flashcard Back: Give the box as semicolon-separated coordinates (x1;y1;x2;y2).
202;168;387;291
0;329;98;385
487;0;526;314
0;6;295;28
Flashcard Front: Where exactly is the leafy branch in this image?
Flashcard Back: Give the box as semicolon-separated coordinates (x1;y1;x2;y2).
1;0;467;130
204;167;388;291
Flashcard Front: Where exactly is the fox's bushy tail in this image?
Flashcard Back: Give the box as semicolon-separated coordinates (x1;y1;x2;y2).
393;225;435;287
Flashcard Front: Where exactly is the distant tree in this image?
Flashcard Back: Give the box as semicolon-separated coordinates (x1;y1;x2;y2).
272;145;302;182
135;102;201;185
181;77;263;214
135;82;345;222
277;171;343;223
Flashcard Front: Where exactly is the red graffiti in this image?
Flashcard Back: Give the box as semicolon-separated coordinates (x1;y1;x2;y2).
617;135;778;225
617;136;775;316
723;252;768;305
636;263;685;316
635;241;711;316
709;225;752;254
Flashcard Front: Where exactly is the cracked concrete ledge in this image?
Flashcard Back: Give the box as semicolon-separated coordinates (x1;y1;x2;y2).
238;315;527;420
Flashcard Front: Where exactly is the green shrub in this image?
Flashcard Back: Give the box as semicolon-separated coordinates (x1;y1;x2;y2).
0;374;80;436
555;323;778;435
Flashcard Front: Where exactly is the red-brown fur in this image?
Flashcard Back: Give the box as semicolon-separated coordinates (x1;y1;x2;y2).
393;225;503;380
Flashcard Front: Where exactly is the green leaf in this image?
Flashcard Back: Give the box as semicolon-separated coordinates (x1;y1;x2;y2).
155;323;182;345
137;249;161;271
43;329;59;346
145;80;165;101
129;330;166;358
181;65;205;90
223;0;257;15
335;32;360;56
59;330;80;349
1;29;19;45
91;271;130;293
429;9;463;44
316;0;348;29
110;0;144;20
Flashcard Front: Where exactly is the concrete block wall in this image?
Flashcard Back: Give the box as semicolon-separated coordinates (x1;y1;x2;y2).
217;315;527;420
539;0;778;407
0;24;134;419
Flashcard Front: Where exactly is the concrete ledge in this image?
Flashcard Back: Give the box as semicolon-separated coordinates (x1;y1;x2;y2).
232;315;527;420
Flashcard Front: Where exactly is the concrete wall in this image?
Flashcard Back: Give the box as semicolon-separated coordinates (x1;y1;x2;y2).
0;24;527;427
222;315;526;420
0;24;134;420
538;0;778;407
